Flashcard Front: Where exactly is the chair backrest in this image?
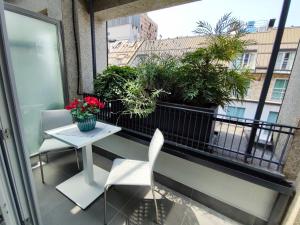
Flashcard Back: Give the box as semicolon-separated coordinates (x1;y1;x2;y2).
148;129;164;171
41;109;73;139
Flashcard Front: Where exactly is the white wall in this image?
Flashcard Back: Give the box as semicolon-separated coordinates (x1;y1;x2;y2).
94;134;278;221
108;24;138;41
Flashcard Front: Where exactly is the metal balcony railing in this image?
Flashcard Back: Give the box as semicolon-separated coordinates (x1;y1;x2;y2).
84;94;297;174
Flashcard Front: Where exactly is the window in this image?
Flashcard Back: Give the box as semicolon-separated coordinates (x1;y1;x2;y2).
264;111;278;135
231;52;256;70
267;111;278;123
271;79;288;100
225;106;245;119
275;51;296;71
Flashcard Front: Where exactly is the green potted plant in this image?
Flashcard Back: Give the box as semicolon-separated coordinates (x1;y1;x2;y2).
93;14;252;150
94;65;163;120
66;97;105;132
129;14;252;146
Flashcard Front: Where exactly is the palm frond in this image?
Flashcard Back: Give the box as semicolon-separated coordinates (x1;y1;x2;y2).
194;13;248;37
193;21;213;36
214;12;233;35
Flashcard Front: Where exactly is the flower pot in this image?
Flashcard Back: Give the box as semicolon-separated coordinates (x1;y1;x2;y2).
77;115;96;132
110;100;217;151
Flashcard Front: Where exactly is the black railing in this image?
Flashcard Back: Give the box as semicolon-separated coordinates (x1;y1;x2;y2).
84;94;297;174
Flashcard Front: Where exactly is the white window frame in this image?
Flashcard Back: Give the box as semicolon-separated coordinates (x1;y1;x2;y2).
231;52;257;70
271;79;288;101
275;51;296;71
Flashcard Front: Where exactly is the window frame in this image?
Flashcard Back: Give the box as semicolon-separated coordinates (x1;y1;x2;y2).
275;50;296;71
263;111;279;134
266;111;279;124
231;51;257;70
225;106;246;119
271;78;288;101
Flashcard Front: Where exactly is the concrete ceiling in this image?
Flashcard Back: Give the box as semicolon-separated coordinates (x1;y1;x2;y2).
94;0;200;21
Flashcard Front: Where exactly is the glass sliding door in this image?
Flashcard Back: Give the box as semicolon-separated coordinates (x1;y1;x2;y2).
4;8;66;155
1;2;42;225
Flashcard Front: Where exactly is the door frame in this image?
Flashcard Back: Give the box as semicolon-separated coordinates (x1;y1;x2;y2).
4;2;69;103
0;1;43;224
0;137;18;225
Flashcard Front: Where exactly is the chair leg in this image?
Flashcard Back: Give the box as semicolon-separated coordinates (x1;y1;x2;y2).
151;181;159;224
38;153;45;183
104;187;107;225
74;148;80;170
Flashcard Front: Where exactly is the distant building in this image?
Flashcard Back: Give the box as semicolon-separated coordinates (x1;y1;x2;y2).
139;14;158;40
245;19;275;33
108;27;300;126
107;14;158;42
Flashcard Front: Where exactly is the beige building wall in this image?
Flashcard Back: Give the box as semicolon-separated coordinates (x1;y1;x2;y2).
244;28;300;71
245;73;290;103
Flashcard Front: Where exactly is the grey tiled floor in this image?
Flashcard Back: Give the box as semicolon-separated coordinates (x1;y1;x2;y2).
32;151;241;225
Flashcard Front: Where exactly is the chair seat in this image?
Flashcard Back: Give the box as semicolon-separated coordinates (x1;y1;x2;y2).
39;138;71;153
105;158;152;187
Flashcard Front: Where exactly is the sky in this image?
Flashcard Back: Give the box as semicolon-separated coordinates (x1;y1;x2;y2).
148;0;300;39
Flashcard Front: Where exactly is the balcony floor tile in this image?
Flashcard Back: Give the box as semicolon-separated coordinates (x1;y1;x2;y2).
32;152;242;225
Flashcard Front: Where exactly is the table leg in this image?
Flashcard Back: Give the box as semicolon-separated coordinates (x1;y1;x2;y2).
82;144;94;184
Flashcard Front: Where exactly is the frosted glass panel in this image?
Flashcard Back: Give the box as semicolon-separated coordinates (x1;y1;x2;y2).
5;11;65;155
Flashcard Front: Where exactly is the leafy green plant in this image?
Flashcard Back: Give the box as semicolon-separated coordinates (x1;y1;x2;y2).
132;14;252;107
179;46;251;107
136;54;186;103
119;80;163;118
94;13;253;113
138;54;179;89
94;65;137;101
94;65;163;118
174;13;253;107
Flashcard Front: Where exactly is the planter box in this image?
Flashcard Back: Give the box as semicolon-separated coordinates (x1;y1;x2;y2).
110;100;217;151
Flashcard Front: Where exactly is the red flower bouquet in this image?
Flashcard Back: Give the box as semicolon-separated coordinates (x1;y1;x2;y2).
66;96;105;131
66;96;105;120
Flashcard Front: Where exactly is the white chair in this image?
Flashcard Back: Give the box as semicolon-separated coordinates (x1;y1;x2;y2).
104;129;164;224
38;109;80;183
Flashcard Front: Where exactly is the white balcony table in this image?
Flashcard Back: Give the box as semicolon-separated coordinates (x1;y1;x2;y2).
45;121;121;209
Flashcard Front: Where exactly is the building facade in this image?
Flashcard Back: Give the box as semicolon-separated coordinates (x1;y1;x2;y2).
109;27;300;123
218;27;299;124
107;13;157;42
